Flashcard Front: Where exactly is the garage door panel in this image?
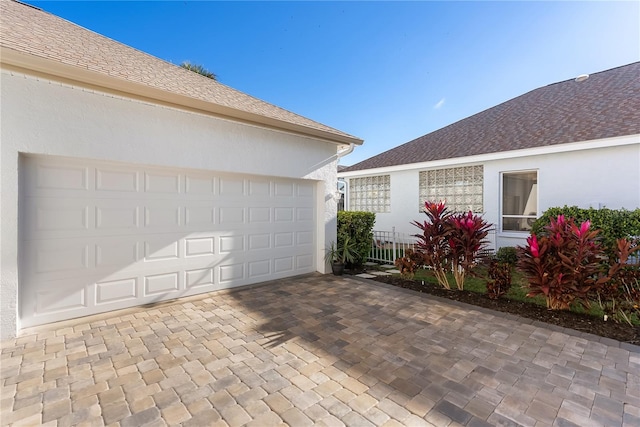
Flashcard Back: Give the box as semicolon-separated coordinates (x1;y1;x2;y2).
296;207;314;222
36;286;87;316
296;254;314;270
297;231;314;246
218;177;245;196
20;155;317;328
274;256;294;273
219;235;245;253
219;207;245;224
95;240;139;269
95;277;138;305
248;179;270;196
185;175;216;195
185;267;215;290
34;201;91;234
297;182;315;197
35;163;90;191
274;181;294;197
143;171;181;194
34;241;91;276
143;238;180;261
219;262;244;283
95;204;140;230
274;232;294;248
22;238;91;283
96;167;139;193
185;203;216;227
144;272;180;296
248;260;271;278
185;236;215;257
23;277;90;321
248;207;271;223
143;204;182;229
274;207;294;222
248;233;270;251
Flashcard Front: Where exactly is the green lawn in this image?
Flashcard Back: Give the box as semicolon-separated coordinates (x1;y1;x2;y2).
407;266;617;321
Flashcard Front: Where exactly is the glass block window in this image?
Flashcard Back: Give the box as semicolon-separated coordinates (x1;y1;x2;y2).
418;165;483;213
349;175;390;213
502;171;538;232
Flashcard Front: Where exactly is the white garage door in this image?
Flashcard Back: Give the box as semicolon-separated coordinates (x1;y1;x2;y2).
20;155;316;328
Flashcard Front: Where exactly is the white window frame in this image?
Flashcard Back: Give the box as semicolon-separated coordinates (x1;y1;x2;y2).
348;175;390;213
500;169;539;234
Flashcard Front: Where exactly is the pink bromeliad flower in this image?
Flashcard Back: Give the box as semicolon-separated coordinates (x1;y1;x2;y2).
569;220;591;238
578;220;591;237
527;234;539;258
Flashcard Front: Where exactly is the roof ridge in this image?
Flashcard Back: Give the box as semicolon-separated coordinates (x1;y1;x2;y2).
543;61;640;88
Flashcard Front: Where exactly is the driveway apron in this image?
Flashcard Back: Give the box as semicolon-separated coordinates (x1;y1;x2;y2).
1;274;639;427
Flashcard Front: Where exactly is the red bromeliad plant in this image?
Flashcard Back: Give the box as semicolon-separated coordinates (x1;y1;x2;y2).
411;201;491;290
448;211;492;289
518;215;609;310
596;238;640;325
412;201;453;289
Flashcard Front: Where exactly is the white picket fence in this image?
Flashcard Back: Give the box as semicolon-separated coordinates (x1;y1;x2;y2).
369;228;416;265
368;227;497;265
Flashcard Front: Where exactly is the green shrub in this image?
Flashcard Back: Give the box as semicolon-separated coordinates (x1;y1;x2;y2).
496;246;518;265
337;211;375;267
531;206;640;254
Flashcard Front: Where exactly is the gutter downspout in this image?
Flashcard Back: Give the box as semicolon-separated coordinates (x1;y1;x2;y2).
336;143;355;210
337;143;355;159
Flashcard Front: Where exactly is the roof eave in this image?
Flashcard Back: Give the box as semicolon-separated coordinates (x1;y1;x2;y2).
1;46;363;146
338;133;640;177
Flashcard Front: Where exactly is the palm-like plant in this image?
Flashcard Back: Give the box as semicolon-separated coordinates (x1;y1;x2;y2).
180;61;217;80
325;237;358;275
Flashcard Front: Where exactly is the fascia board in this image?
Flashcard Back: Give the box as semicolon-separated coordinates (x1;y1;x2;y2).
1;47;363;147
338;134;640;177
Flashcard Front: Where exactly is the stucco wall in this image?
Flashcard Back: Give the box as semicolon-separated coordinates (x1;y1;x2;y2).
486;142;640;249
1;70;339;339
345;137;640;251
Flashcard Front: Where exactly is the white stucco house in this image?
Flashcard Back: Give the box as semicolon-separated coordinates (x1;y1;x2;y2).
339;62;640;250
0;0;362;339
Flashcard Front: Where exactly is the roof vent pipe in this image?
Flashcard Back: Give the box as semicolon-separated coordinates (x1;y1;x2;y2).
575;74;589;82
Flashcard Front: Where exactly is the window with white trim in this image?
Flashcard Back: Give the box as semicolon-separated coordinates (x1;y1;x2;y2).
349;175;390;213
418;166;483;213
502;171;538;232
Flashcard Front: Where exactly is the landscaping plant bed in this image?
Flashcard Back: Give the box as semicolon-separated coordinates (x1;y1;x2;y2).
368;274;640;346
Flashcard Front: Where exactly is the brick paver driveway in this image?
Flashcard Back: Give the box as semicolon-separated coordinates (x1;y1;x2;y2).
1;274;639;427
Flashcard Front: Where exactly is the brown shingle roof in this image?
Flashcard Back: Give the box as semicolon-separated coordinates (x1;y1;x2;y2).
0;0;361;144
342;62;640;172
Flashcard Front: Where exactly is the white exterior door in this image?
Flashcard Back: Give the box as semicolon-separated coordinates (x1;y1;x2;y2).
20;155;316;328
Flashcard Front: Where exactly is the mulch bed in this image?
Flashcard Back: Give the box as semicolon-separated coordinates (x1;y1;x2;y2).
361;273;640;346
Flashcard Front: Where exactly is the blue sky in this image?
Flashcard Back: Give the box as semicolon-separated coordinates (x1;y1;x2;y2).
28;1;640;166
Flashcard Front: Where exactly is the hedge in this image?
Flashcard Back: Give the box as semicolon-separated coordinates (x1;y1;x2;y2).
337;211;376;266
531;206;640;251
